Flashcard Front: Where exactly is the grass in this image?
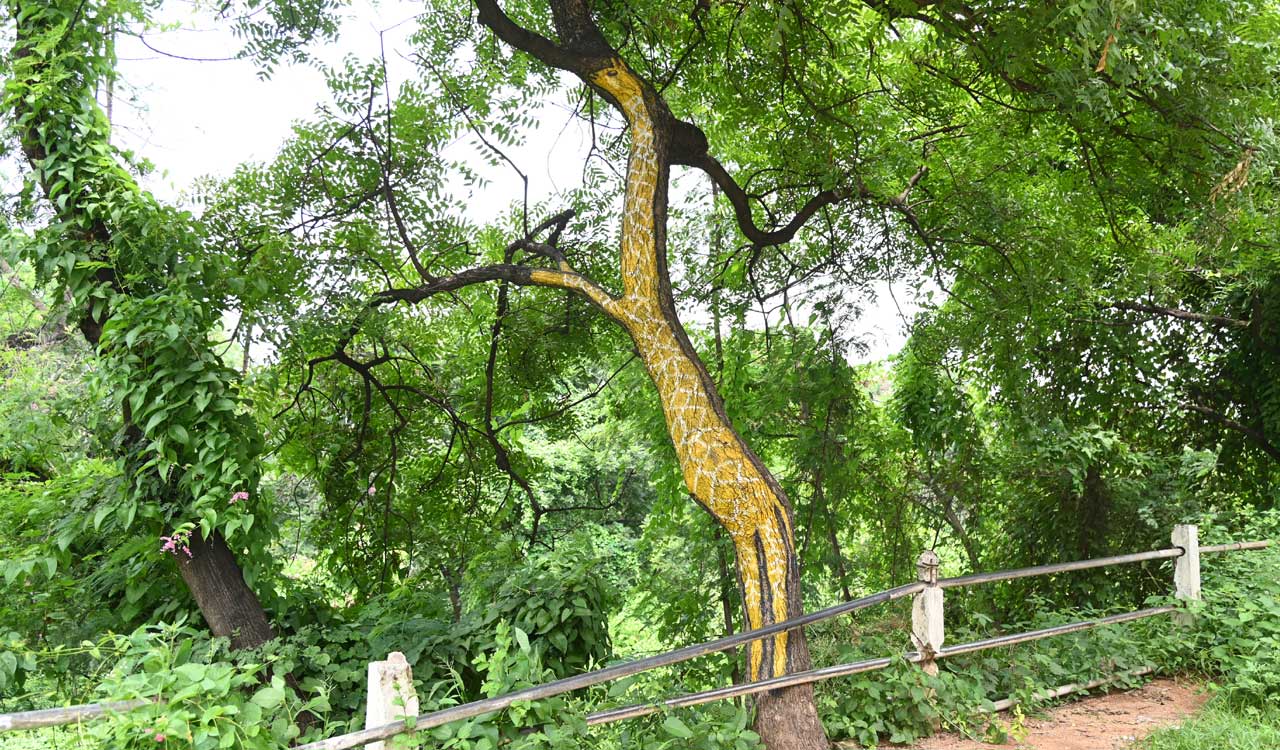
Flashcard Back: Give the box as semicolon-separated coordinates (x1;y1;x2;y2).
0;726;95;749
1137;699;1280;750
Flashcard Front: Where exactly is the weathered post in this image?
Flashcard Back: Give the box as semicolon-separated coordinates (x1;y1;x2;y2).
365;652;419;750
911;550;944;676
1171;524;1201;627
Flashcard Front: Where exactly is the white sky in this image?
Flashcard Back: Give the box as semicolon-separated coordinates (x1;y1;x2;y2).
112;0;918;363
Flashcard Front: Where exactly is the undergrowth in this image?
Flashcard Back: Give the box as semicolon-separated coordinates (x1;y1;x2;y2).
1;513;1277;749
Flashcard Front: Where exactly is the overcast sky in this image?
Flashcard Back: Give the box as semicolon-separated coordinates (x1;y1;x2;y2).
111;0;917;363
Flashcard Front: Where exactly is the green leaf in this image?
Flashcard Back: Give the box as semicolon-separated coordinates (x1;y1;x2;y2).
93;504;111;531
0;651;17;689
251;685;285;709
662;716;694;739
174;663;207;682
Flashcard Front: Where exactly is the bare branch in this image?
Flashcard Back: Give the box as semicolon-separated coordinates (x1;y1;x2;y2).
1183;403;1280;462
692;153;855;247
1111;301;1249;330
474;0;582;72
374;263;619;317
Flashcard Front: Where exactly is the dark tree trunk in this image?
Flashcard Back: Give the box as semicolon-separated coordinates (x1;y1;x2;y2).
755;682;829;750
441;564;464;623
824;502;854;602
178;532;276;650
1079;464;1110;560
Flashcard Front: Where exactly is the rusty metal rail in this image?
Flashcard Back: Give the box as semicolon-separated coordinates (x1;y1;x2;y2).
1201;540;1271;554
584;606;1177;725
938;548;1185;590
293;583;927;750
0;699;153;732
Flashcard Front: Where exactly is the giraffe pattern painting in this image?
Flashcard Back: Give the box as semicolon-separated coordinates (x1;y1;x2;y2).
589;59;800;682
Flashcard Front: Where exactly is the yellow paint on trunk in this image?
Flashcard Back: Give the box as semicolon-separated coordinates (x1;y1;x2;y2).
591;61;796;680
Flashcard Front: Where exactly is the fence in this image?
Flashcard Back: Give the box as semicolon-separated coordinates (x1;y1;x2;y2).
0;525;1270;748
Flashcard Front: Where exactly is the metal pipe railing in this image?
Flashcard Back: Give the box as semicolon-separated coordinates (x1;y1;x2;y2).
939;548;1184;590
1201;540;1271;554
584;606;1176;726
0;699;153;732
293;583;925;750
4;536;1269;748
936;606;1176;658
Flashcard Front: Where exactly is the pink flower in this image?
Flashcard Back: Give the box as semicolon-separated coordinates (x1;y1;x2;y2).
367;485;376;496
160;529;193;559
154;733;166;742
230;491;249;504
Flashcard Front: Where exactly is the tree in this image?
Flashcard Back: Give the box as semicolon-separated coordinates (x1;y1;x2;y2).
206;0;1277;745
1;0;341;652
8;0;1275;745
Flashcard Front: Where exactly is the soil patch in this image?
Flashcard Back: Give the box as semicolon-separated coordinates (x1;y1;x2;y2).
881;677;1208;750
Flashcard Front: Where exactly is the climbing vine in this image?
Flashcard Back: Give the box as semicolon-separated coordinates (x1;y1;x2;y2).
5;0;264;551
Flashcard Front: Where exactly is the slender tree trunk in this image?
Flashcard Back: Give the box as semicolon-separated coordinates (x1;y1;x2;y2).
823;501;854;602
621;301;823;739
943;503;981;573
441;564;464;623
814;398;853;601
589;60;827;748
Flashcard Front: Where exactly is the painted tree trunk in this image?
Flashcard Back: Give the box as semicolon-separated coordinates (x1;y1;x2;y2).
590;61;828;749
623;306;828;745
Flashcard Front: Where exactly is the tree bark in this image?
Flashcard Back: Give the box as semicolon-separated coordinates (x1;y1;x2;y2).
178;532;276;650
619;291;827;749
588;59;828;750
467;4;834;743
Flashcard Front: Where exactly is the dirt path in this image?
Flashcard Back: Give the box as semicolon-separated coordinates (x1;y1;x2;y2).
897;678;1208;750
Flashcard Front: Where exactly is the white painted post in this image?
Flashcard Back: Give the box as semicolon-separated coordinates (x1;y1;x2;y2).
365;652;419;750
911;550;944;677
1172;524;1201;626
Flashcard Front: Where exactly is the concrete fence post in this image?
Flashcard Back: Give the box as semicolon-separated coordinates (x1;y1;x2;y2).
1171;524;1201;626
365;652;419;750
911;550;944;676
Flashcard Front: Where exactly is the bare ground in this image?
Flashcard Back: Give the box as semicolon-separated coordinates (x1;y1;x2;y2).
877;678;1208;750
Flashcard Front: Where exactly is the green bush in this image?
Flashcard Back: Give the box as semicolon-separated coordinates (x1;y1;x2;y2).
1169;511;1280;702
79;622;329;750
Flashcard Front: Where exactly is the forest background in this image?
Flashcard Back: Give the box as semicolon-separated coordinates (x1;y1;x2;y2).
1;0;1279;748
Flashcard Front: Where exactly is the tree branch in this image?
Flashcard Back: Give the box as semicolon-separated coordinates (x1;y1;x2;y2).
1110;301;1249;330
691;153;855;247
473;0;582;70
1183;402;1280;462
0;257;49;313
374;263;619;317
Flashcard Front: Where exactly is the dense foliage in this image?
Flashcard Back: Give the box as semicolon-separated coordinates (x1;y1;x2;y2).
0;0;1277;747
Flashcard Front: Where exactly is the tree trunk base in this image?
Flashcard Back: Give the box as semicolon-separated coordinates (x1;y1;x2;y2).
755;683;829;750
177;531;276;650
